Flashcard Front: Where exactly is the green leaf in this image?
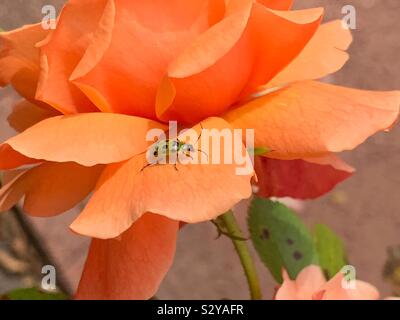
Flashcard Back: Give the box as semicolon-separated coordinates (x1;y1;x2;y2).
248;197;317;283
1;288;68;300
313;224;347;279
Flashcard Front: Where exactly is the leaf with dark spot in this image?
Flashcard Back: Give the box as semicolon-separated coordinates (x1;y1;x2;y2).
261;228;270;240
248;197;318;283
293;251;303;260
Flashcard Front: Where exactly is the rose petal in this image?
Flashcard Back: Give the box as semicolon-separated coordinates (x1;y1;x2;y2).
257;0;293;10
268;20;353;87
0;162;103;216
225;81;400;159
71;117;254;239
156;4;323;123
7;100;60;132
36;0;111;113
274;275;298;300
76;213;178;300
321;271;379;300
255;154;354;199
275;265;327;300
0;23;49;101
1;113;166;167
0;144;39;170
0;170;26;210
295;265;327;299
71;0;211;118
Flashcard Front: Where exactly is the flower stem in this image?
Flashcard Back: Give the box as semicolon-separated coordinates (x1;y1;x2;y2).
220;211;262;300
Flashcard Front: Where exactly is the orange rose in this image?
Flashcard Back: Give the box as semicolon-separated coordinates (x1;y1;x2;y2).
0;0;399;299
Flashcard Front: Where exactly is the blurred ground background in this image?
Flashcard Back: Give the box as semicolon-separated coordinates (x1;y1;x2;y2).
0;0;399;299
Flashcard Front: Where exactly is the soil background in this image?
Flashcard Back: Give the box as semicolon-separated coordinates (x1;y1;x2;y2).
0;0;399;299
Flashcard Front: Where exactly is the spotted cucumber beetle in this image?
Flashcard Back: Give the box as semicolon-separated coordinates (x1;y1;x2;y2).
141;123;207;171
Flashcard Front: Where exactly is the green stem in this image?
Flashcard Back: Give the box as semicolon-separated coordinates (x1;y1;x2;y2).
220;211;262;300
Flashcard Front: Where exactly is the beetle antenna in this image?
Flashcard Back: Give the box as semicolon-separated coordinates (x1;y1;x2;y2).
140;162;154;172
194;122;204;146
195;148;209;160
